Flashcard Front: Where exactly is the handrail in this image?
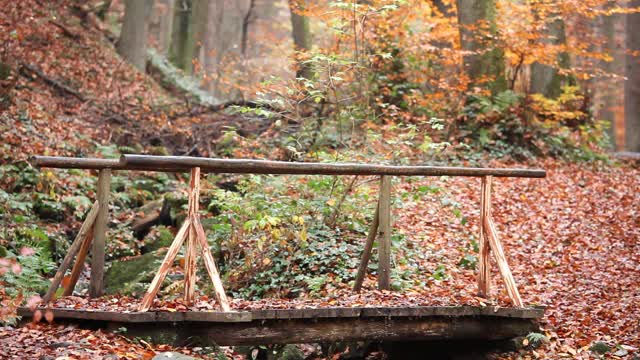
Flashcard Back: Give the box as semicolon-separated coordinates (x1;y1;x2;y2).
33;154;544;310
31;155;547;178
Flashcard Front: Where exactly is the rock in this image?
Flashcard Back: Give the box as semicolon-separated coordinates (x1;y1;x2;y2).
152;352;198;360
276;344;305;360
34;195;65;221
165;191;188;223
132;198;171;238
143;225;175;253
104;251;164;295
590;341;611;355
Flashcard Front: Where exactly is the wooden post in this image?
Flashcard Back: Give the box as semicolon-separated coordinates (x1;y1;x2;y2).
90;169;110;298
477;176;491;298
353;203;379;292
377;176;392;290
184;168;200;304
42;202;99;303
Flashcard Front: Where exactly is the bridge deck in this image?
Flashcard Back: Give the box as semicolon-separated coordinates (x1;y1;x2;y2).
19;306;544;346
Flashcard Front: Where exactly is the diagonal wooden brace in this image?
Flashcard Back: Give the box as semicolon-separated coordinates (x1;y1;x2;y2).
478;176;523;307
43;201;99;303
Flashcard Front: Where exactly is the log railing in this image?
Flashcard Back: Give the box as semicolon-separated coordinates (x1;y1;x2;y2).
32;155;545;311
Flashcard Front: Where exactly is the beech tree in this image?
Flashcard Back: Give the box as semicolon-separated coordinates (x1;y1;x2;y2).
626;0;640;151
117;0;154;71
169;0;208;74
456;0;507;93
529;10;570;99
289;0;313;79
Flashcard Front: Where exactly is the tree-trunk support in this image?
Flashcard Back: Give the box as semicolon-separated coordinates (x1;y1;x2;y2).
90;169;111;298
477;177;491;297
377;176;392;290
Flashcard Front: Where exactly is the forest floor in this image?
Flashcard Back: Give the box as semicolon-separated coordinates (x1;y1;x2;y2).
1;0;639;359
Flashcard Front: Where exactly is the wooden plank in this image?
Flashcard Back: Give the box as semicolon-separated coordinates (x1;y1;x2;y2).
139;219;191;312
90;169;110;298
184;311;252;322
353;202;379;291
120;155;547;178
377;176;392;290
485;216;524;307
42;201;99;303
477;176;491;298
63;230;93;296
193;218;231;312
192;317;539;345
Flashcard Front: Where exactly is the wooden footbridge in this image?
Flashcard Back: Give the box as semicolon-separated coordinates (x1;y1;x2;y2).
20;155;546;345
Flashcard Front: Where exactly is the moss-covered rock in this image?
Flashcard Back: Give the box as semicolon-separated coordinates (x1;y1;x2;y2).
34;194;65;221
105;251;164;295
143;225;174;253
276;344;305;360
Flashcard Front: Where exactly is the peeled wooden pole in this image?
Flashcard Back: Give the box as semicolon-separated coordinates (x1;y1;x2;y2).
63;231;94;296
90;169;110;298
477;177;491;297
193;217;231;312
120;155;547;178
139;219;191;312
353;204;380;292
377;176;392;291
42;202;99;303
183;168;200;304
480;177;523;307
485;216;523;307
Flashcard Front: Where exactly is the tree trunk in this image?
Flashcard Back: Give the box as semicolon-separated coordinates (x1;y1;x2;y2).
150;0;175;56
202;0;251;100
184;0;209;75
600;10;626;150
289;0;313;79
529;10;569;99
625;0;640;152
117;0;154;71
456;0;506;94
169;0;192;72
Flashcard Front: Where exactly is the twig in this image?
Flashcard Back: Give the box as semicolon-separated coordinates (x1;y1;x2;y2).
19;63;85;101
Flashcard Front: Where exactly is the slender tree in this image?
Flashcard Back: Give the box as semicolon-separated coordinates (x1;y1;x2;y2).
289;0;313;79
151;0;175;56
117;0;154;71
456;0;507;94
529;10;570;99
600;9;625;150
625;0;640;151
